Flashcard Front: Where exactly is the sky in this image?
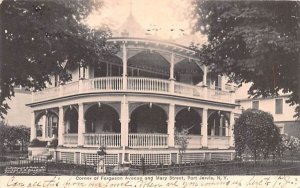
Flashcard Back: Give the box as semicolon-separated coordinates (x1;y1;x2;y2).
85;0;196;39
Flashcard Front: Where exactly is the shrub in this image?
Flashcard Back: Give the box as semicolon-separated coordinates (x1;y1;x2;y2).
29;138;47;147
234;109;281;161
49;139;58;148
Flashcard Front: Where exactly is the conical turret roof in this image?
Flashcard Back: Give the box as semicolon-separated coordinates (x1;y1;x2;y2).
113;13;146;38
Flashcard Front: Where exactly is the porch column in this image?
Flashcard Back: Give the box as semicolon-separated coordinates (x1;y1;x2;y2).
202;66;207;86
44;111;48;140
30;111;36;141
78;63;86;92
169;53;175;93
121;95;129;147
79;62;86;80
168;103;175;147
201;108;208;148
202;66;207;99
58;106;64;146
219;75;224;90
122;42;128;90
230;84;236;103
78;103;85;147
229;111;235;148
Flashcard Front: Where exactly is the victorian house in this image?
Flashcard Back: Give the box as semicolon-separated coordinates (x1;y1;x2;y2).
27;14;238;165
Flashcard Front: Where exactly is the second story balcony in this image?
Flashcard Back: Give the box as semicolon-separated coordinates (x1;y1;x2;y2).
31;38;237;104
31;76;234;104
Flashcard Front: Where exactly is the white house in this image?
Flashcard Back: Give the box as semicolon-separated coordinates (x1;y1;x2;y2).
2;86;31;127
236;95;300;138
27;13;238;165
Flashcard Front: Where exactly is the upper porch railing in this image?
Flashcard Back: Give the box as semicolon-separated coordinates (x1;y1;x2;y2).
32;77;233;103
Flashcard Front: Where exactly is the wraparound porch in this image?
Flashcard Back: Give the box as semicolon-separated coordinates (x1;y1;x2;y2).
31;98;236;151
63;133;230;149
32;77;234;104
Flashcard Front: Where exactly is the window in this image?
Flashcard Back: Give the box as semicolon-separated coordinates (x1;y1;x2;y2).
208;112;228;136
275;99;283;114
252;101;259;109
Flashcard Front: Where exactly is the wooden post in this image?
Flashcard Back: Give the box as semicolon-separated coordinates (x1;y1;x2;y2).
201;108;208;148
168;103;175;147
78;103;85;147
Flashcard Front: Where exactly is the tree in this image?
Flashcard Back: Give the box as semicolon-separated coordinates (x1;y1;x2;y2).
0;121;30;153
278;134;300;161
192;1;300;117
174;127;190;164
0;121;9;154
234;109;281;162
0;0;118;118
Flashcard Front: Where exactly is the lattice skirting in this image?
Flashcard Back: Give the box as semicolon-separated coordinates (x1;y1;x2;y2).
211;152;232;161
60;152;75;163
81;153;119;165
181;153;205;163
130;153;170;165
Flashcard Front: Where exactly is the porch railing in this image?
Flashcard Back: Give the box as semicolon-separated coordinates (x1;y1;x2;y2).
175;135;202;148
32;77;232;103
128;77;169;93
174;82;203;98
84;133;121;147
207;136;230;149
33;87;60;102
61;81;79;96
128;133;168;148
85;77;123;91
63;134;78;145
207;88;232;103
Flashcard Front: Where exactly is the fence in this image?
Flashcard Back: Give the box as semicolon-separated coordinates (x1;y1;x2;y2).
1;156;300;176
127;159;300;176
0;156;97;176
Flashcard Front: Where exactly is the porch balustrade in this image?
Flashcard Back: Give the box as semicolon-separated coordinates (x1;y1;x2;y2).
33;86;60;101
61;81;79;96
128;133;168;148
207;136;230;149
127;77;169;93
84;133;121;147
175;135;202;148
207;88;232;103
174;82;204;98
63;134;78;145
85;77;123;91
32;77;232;103
60;134;230;149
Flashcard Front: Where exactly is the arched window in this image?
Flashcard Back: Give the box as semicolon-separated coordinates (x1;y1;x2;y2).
64;107;78;134
175;108;201;135
208;112;229;136
35;111;58;138
85;104;120;133
129;104;167;133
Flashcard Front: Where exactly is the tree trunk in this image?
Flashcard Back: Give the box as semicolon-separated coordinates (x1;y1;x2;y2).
254;149;257;166
297;2;300;118
21;140;24;152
